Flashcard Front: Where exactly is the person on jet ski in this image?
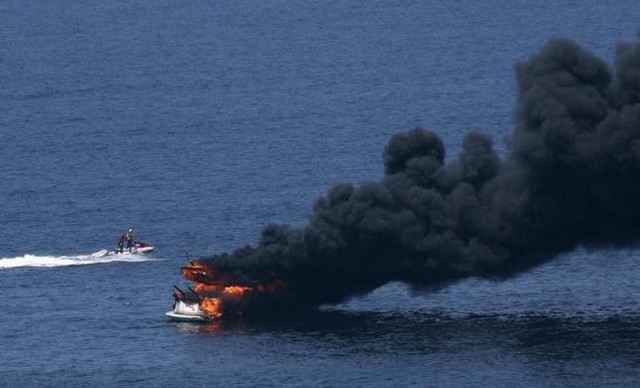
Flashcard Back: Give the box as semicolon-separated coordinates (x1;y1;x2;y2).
126;228;134;252
117;232;126;253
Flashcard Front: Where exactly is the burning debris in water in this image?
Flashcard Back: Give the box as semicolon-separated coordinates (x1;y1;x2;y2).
172;33;640;318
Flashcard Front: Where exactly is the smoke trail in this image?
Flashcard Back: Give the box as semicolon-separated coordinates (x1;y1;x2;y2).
203;34;640;310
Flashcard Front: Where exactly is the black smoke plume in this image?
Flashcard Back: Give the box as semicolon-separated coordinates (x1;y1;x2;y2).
204;34;640;310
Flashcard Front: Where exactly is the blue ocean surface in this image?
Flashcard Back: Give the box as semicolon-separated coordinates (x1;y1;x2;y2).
2;0;640;386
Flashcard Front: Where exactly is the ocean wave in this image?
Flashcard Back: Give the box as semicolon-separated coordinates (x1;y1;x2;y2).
0;252;154;269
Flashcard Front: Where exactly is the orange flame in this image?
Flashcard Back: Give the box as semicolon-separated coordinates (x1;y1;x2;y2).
181;261;209;282
179;260;286;318
194;283;223;294
199;297;222;318
223;286;252;295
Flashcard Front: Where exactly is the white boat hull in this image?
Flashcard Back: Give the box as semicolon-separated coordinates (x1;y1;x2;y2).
166;299;214;321
165;311;213;321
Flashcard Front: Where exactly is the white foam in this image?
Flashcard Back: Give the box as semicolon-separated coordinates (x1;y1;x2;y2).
0;252;154;269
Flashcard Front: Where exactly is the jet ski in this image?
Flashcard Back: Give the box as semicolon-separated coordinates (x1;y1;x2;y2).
166;285;215;322
90;241;155;258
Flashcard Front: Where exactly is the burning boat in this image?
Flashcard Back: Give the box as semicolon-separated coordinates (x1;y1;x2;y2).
166;259;285;321
166;285;214;321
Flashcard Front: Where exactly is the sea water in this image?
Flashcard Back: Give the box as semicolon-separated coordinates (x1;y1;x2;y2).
2;0;640;385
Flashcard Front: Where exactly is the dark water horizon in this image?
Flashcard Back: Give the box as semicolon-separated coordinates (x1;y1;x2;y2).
3;0;640;386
